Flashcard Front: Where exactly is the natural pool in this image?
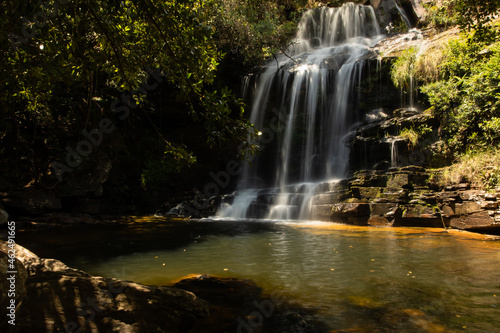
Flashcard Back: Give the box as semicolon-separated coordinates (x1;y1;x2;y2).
17;218;500;332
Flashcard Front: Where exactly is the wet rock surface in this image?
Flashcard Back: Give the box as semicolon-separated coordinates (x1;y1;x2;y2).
311;167;500;233
348;107;441;172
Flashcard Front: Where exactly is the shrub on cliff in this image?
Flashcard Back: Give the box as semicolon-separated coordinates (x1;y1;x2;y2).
421;32;500;154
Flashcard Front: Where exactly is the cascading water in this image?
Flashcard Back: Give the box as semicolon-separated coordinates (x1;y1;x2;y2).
218;3;383;220
394;0;412;29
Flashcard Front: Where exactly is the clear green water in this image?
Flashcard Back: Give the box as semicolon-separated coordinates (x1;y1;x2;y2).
17;218;500;332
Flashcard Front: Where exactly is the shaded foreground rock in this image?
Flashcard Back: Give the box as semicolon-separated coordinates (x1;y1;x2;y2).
0;241;209;333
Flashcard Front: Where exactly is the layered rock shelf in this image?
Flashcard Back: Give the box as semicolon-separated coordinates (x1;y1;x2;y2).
310;167;500;233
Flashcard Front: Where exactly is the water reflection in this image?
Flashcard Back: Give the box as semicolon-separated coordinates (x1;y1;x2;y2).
17;219;500;332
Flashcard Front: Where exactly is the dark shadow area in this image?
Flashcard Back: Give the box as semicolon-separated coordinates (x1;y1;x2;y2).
13;219;285;267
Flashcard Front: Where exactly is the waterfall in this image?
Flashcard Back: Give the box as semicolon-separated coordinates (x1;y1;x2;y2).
390;137;398;167
394;1;412;29
217;3;383;220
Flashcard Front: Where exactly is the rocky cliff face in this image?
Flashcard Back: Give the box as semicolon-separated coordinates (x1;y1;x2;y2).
370;0;429;31
308;166;500;234
348;107;441;172
307;105;500;234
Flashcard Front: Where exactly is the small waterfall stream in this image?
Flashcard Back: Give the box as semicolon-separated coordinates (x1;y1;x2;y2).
218;3;383;220
394;0;412;29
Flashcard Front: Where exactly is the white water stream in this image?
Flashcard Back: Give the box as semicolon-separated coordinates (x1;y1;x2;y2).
218;3;384;220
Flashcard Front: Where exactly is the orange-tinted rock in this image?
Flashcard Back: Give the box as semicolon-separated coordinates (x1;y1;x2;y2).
450;211;498;230
368;215;393;226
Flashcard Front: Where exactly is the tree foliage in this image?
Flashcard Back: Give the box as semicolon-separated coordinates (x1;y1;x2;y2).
422;0;500;38
422;1;457;29
1;0;302;188
455;0;500;34
207;0;303;64
421;32;500;155
389;1;500;159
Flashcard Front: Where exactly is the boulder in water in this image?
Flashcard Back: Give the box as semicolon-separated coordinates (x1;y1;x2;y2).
174;274;330;333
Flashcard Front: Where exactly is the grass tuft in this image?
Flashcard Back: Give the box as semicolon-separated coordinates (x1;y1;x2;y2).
432;150;500;190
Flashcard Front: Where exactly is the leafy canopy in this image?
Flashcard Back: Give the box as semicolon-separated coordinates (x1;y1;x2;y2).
455;0;500;34
421;30;500;155
2;0;284;185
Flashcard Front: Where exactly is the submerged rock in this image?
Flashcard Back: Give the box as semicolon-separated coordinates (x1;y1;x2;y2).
382;308;449;333
174;274;330;333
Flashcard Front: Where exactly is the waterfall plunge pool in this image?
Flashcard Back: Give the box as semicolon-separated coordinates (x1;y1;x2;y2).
17;218;500;332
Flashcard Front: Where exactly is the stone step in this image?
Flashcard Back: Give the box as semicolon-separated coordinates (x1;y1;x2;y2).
313;180;346;193
311;204;333;221
311;191;349;205
255;193;309;206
